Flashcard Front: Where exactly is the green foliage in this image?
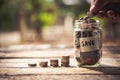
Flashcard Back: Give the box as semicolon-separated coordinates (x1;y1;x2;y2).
0;0;15;30
92;16;104;29
78;13;86;18
38;12;56;26
25;0;58;28
0;0;58;31
0;0;92;31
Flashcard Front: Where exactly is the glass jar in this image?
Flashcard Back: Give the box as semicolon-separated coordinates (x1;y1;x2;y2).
74;19;102;67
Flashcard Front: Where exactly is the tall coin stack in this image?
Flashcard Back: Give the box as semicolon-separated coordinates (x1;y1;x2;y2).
61;56;70;67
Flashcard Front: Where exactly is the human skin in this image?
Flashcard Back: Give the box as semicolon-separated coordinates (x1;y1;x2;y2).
90;0;120;15
89;0;120;22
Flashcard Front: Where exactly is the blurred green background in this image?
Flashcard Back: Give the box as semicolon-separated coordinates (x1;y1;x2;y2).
0;0;120;47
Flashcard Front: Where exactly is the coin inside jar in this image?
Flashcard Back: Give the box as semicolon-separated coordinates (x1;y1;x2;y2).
74;16;102;67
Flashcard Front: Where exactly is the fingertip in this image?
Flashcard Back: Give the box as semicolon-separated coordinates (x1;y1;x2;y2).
89;5;98;16
97;11;106;18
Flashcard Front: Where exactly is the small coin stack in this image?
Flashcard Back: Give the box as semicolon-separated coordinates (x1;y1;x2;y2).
28;63;37;67
28;56;70;67
50;59;59;67
61;56;70;67
39;61;48;67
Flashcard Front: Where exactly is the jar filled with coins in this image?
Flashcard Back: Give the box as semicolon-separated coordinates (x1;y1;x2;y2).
74;17;102;67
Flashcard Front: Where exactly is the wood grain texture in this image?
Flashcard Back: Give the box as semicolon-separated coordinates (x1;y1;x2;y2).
0;46;120;80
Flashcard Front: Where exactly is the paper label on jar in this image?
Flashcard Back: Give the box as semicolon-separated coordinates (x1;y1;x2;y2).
80;36;99;52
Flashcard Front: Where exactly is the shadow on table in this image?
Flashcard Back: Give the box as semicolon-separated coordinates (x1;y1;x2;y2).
104;46;120;54
85;64;120;75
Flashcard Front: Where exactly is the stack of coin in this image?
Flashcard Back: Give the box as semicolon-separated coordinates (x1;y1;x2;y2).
50;59;59;67
28;63;37;67
39;61;48;67
61;56;70;67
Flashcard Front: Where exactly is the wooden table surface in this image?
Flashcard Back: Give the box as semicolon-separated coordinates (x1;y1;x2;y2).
0;46;120;80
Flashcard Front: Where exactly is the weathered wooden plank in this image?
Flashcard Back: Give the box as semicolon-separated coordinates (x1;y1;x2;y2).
0;49;73;58
0;47;120;58
0;58;119;67
0;58;119;75
0;75;120;80
0;47;119;80
0;67;120;75
0;52;120;59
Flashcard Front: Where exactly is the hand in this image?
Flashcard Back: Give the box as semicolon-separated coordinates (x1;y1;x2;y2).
90;0;120;15
90;0;120;22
